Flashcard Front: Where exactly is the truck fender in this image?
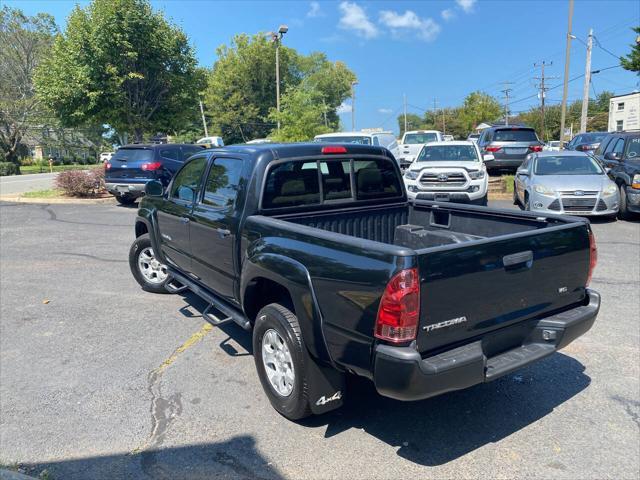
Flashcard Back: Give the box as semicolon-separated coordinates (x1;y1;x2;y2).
241;253;346;413
135;211;167;265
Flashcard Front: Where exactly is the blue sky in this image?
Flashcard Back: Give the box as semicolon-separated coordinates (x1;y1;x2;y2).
8;0;640;134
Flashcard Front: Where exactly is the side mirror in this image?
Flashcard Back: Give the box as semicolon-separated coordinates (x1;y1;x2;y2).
604;152;621;161
144;180;164;197
482;153;494;162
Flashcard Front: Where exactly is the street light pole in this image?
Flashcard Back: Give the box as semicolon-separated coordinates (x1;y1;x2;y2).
559;0;574;146
351;81;358;131
270;25;288;132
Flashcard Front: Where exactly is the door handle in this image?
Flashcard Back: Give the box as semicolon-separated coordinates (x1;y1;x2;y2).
216;228;231;238
180;217;190;224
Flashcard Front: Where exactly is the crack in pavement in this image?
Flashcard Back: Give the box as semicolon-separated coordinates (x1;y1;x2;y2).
39;204;129;227
130;323;213;475
611;395;640;429
53;252;128;264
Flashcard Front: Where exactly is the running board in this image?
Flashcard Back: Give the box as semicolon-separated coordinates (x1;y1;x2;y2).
165;278;188;293
167;269;251;331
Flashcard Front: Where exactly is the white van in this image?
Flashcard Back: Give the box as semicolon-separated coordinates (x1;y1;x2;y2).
314;131;400;163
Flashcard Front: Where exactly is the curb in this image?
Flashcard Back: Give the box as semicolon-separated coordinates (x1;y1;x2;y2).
0;195;115;205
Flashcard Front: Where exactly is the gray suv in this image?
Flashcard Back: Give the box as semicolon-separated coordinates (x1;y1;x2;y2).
478;126;544;172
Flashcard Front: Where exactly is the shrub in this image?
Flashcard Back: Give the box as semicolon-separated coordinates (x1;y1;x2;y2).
20;156;35;166
0;162;20;176
55;169;105;197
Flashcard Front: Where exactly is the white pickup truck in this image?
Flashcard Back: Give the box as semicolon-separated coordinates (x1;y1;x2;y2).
397;130;444;169
403;141;489;206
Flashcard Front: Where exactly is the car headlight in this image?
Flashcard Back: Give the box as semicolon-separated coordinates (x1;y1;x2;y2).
405;170;419;180
633;174;640;189
534;185;556;195
468;170;485;180
602;183;617;196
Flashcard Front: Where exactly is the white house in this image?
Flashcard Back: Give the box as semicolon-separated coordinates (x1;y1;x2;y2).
608;92;640;132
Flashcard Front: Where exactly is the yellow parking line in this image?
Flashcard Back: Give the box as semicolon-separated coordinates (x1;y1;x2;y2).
155;323;213;375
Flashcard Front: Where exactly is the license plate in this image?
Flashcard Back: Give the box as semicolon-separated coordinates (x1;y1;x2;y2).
434;193;450;202
506;148;527;155
116;186;129;193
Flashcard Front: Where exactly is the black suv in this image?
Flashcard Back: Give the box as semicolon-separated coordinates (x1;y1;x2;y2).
105;143;206;205
477;126;544;172
593;131;640;219
565;132;608;152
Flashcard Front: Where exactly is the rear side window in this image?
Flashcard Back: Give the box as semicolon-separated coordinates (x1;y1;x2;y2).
159;147;179;161
595;135;613;155
111;148;153;162
493;129;538;142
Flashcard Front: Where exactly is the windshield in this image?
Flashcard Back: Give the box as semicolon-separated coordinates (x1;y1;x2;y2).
494;129;538;142
403;133;438;144
111;148;153;162
575;133;607;144
315;136;371;145
417;144;479;162
534;155;603;175
627;136;640;159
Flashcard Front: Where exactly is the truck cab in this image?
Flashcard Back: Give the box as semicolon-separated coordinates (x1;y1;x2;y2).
397;130;444;170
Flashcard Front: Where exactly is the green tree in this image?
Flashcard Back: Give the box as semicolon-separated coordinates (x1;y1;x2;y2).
205;34;356;144
397;113;426;137
0;7;57;166
620;26;640;73
459;91;502;133
35;0;202;143
268;85;332;142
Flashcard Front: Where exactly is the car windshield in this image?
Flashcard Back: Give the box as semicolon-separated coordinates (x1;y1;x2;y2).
315;136;371;145
575;133;606;144
534;155;603;175
403;133;438;144
626;137;640;159
416;145;479;162
494;129;538;142
111;148;153;162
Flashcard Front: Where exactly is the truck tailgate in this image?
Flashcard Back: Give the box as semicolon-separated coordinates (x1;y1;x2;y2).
415;223;591;354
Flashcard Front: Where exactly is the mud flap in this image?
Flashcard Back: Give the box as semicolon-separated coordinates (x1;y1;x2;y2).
305;353;346;415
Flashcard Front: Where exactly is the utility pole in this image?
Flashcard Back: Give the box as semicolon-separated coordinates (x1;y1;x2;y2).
403;93;407;134
559;0;574;146
500;81;514;126
534;61;558;141
351;81;358;131
580;28;594;133
199;100;208;137
269;25;288;132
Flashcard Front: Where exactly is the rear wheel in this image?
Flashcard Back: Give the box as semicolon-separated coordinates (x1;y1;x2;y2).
253;303;313;420
115;194;136;205
129;234;170;293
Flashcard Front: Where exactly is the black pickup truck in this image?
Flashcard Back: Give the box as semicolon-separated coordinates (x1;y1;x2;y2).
129;143;600;420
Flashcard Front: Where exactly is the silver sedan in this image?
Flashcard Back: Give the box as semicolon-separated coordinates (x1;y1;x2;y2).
513;151;619;217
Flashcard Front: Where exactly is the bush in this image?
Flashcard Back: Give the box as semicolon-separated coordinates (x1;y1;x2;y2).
55;169;105;197
0;162;20;176
20;156;35;166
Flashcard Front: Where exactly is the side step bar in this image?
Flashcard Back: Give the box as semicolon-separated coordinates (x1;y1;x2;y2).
166;268;251;331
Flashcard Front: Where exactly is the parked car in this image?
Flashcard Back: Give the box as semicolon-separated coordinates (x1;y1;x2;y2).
403;141;488;205
105;143;206;205
565;132;608;152
246;138;272;144
593;131;640;219
443;134;454;141
396;130;444;169
314;131;400;164
129;142;599;420
477;126;544;172
544;141;562;151
196;136;225;147
467;133;480;143
99;151;114;163
513;150;619;217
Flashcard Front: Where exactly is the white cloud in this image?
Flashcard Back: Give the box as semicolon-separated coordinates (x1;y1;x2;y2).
378;108;393;114
307;1;322;18
456;0;476;13
337;102;352;114
379;10;441;42
441;8;455;21
338;2;379;39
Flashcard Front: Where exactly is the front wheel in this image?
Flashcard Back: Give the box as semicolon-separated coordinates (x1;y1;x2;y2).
618;184;634;220
524;193;530;211
115;194;136;205
253;303;313;420
129;233;170;293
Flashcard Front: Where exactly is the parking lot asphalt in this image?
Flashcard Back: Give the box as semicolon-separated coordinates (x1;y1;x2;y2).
0;200;638;480
0;173;57;196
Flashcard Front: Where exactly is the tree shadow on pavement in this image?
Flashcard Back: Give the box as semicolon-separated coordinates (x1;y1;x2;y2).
20;435;282;480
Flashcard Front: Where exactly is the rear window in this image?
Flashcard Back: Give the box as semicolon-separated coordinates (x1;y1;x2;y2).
575;133;607;144
262;158;401;209
111;148;153;162
403;133;438;144
315;136;371;145
417;144;479;162
493;129;538;142
534;155;603;175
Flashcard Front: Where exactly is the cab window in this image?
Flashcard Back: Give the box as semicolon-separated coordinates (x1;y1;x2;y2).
170;157;207;202
202;157;245;208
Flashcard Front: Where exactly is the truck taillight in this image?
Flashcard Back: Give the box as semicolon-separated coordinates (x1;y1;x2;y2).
375;268;420;343
529;145;543;152
321;146;347;154
141;162;162;171
485;146;502;153
586;230;597;287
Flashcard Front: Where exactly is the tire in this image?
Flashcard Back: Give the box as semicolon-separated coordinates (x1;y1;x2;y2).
479;195;488;207
512;183;520;205
129;233;170;293
253;303;313;420
115;194;136;205
617;184;634;221
524;193;530;211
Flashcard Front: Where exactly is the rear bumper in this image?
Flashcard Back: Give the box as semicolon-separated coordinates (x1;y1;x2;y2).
373;289;600;401
484;158;524;169
106;181;147;197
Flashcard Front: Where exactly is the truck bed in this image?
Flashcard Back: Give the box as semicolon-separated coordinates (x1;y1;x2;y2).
271;200;592;357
